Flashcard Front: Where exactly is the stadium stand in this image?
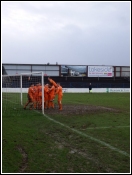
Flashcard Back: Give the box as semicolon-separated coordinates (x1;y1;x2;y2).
2;76;129;88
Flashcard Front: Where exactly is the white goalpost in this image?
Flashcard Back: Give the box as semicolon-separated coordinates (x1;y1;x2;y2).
2;72;45;114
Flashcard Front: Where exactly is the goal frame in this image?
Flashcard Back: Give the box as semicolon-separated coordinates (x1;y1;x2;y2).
20;71;44;114
2;72;44;114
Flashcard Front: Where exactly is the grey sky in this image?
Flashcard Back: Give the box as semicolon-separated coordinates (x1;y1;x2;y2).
1;1;130;66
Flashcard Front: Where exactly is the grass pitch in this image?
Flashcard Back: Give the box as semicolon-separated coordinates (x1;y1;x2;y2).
2;92;130;173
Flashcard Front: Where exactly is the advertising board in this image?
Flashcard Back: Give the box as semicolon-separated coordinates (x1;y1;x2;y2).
88;66;113;77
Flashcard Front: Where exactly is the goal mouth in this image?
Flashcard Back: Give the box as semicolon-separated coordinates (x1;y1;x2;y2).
2;72;45;114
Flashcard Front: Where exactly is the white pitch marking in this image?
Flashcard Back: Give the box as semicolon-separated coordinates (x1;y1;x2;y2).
44;114;130;157
81;126;130;130
3;99;130;157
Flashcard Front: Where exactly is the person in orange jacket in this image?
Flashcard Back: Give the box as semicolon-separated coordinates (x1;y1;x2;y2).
48;77;57;109
44;83;49;109
37;82;42;109
48;83;55;109
48;77;63;110
33;82;39;109
24;83;35;109
48;77;57;87
55;82;63;110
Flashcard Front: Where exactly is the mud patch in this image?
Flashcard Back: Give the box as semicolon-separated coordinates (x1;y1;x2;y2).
16;145;28;173
44;104;120;116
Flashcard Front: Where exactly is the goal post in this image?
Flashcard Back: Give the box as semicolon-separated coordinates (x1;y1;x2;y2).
2;72;45;114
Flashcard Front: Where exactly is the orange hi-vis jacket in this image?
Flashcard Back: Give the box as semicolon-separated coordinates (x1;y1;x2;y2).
28;86;35;101
38;85;42;97
48;85;55;100
44;84;49;101
33;85;38;100
55;85;63;101
49;78;57;87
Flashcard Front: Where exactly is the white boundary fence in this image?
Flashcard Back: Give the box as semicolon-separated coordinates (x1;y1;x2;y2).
2;88;130;93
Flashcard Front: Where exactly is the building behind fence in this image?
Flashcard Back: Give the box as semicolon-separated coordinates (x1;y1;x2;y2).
2;64;130;88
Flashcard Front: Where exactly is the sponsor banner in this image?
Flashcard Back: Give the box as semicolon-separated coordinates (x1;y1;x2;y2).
88;66;113;77
108;88;130;92
62;88;68;93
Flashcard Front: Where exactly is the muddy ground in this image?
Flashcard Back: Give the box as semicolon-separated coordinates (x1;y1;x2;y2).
44;104;120;116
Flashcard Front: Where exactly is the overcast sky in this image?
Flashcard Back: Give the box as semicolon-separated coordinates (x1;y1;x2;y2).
1;1;131;66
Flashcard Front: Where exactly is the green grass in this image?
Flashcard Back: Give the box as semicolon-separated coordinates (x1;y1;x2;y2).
2;92;130;173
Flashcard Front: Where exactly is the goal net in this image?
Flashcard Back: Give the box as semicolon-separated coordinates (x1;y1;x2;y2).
2;72;44;114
